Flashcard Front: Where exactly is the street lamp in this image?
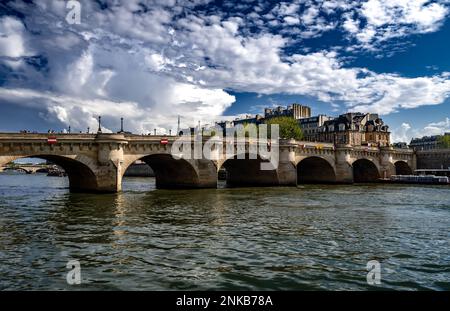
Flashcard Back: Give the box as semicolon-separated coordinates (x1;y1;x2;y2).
97;116;102;133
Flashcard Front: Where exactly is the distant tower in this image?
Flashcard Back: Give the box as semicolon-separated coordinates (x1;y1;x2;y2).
177;115;180;135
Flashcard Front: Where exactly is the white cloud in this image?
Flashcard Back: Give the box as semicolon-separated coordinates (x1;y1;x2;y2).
168;20;450;115
342;13;360;34
258;0;450;50
350;0;449;49
361;0;448;30
423;117;450;135
275;2;300;16
0;84;234;134
284;16;301;25
391;122;412;142
391;118;450;142
301;7;319;25
0;16;32;58
0;0;450;134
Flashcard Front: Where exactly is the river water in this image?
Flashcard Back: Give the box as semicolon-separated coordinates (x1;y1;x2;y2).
0;172;449;290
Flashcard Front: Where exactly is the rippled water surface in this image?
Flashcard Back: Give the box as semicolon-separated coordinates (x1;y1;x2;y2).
0;172;449;290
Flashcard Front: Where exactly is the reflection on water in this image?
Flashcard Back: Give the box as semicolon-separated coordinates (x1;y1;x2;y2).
0;172;449;290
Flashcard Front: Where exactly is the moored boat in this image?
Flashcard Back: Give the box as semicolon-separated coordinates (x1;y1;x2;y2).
383;175;449;185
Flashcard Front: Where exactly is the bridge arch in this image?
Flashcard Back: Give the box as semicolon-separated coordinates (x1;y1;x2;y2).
4;166;33;174
394;161;413;175
352;158;381;182
0;155;99;192
218;153;279;187
121;154;204;189
296;156;336;184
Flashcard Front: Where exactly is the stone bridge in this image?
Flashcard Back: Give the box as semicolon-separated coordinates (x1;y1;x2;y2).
0;133;416;193
2;164;51;174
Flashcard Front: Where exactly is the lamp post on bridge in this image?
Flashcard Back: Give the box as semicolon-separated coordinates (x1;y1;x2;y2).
97;116;102;133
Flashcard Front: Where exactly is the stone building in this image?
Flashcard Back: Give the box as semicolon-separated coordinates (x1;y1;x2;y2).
392;142;408;149
233;114;265;126
317;112;390;147
410;133;450;150
298;115;333;141
264;104;311;120
224;103;311;127
214;106;391;148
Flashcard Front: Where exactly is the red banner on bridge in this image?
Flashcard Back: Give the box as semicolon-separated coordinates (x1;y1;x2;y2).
160;138;169;145
47;136;57;144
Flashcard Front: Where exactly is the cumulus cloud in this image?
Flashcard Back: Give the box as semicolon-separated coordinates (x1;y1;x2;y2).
391;122;412;143
351;0;449;50
423;117;450;135
0;82;234;135
391;118;450;142
241;0;450;50
0;16;35;69
166;21;450;115
0;0;449;134
0;16;31;58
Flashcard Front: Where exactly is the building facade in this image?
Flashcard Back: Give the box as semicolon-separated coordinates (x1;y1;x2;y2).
233;114;265;126
298;115;333;141
410;132;450;150
264;104;311;120
392;142;408;149
317;112;390;147
213;106;392;148
220;103;312;128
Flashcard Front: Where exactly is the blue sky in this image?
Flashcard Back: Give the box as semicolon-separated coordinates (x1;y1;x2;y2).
0;0;450;142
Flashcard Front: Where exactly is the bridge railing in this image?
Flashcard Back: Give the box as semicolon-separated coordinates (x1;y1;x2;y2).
0;133;416;156
0;133;98;140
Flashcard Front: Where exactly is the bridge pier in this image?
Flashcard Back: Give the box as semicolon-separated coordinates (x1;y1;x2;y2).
93;134;128;192
334;147;353;183
193;159;218;188
277;143;297;186
276;161;297;186
380;148;396;179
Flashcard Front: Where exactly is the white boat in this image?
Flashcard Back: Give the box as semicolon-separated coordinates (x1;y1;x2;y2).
388;175;449;185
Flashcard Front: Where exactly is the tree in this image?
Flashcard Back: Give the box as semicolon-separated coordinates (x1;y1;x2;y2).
264;116;304;140
439;134;450;149
242;122;258;138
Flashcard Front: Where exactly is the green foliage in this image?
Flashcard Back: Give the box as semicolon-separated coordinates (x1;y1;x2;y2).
264;116;304;140
242;122;258;138
439;134;450;148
